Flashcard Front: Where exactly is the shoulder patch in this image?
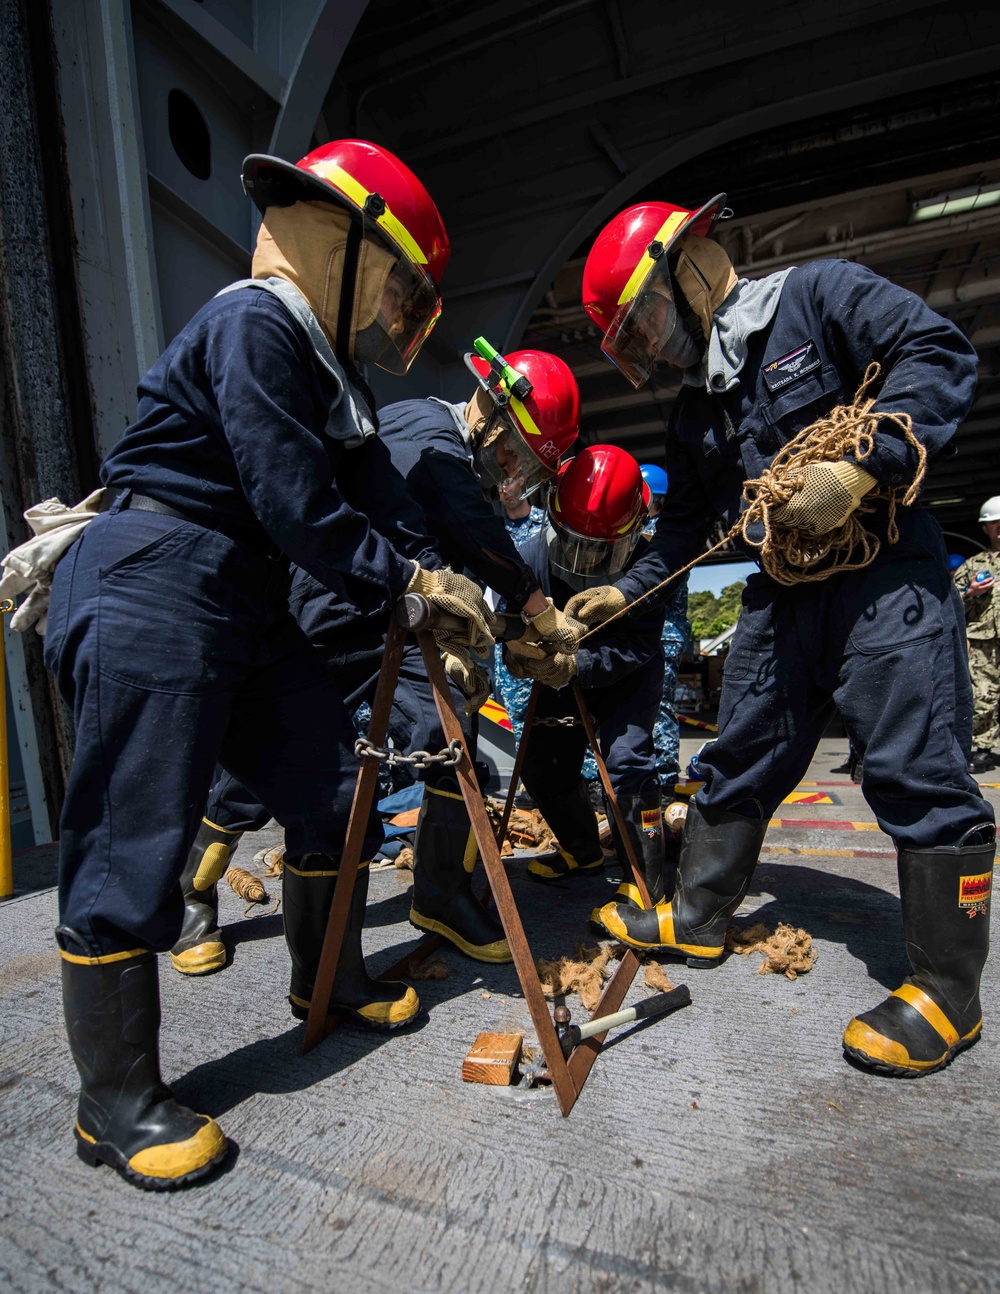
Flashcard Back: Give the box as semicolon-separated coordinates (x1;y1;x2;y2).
762;340;821;392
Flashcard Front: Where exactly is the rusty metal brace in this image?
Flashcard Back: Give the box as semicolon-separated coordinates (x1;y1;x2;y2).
301;594;650;1117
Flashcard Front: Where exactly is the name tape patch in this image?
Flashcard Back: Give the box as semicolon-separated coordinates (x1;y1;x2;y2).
763;339;821;392
959;870;992;914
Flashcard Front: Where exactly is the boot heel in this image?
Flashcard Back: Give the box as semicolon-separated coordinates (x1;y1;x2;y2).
686;954;722;969
75;1136;101;1167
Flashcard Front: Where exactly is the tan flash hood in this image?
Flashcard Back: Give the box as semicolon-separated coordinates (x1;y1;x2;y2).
252;199;395;356
672;233;739;343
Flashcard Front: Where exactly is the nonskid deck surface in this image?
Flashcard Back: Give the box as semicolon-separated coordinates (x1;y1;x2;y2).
2;740;998;1294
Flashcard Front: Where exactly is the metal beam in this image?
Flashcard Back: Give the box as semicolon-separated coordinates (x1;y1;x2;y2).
270;0;370;160
406;0;949;164
504;41;1000;348
141;0;285;104
148;174;252;273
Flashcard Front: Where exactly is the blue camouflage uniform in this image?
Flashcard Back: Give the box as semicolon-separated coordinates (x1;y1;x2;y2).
492;504;545;750
651;579;689;791
610;259;990;848
44;284;439;954
516;532;666;799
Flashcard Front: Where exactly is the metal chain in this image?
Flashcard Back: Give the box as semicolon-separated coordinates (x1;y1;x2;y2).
354;737;464;769
530;716;582;727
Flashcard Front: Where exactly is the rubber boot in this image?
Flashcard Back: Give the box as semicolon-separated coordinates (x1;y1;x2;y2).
57;928;227;1190
170;819;243;975
527;777;605;882
284;858;420;1028
590;788;669;932
596;799;768;966
843;826;994;1077
410;781;512;963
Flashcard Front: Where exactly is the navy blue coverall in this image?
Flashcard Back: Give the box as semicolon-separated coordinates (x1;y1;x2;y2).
517;533;666;799
44;285;440;955
202;395;544;833
610;260;990;847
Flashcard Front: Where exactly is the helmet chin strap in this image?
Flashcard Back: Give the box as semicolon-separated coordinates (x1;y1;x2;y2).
336;220;380;430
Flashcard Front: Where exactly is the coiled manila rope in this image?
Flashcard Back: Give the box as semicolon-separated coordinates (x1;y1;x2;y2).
578;363;927;643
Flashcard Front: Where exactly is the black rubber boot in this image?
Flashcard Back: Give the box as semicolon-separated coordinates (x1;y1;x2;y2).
843;826;994;1077
596;799;768;966
591;787;669;933
170;819;243;976
284;858;420;1028
58;928;227;1190
527;777;605;883
409;781;512;962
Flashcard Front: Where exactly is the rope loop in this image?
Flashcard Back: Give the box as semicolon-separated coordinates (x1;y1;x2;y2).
577;361;928;639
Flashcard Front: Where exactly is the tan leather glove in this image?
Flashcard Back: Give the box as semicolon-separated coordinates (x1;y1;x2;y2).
407;564;496;654
520;598;586;654
773;461;877;536
564;585;627;628
531;652;578;689
441;649;491;715
502;644;578;689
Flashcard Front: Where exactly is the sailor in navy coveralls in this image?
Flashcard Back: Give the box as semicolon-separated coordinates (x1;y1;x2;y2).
42;140;495;1188
578;193;993;1079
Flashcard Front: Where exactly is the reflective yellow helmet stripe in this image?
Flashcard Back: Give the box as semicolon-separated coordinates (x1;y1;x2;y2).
307;161;429;266
616;502;644;535
616;210;690;307
508;393;543;439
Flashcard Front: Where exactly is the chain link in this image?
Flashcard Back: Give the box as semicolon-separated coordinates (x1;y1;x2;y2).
530;715;582;727
354;737;464;769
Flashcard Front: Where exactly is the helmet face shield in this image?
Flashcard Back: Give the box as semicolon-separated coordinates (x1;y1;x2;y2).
475;411;556;504
545;517;642;591
600;254;699;387
353;220;442;374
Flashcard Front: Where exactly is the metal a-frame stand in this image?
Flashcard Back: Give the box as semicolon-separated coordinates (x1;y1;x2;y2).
301;597;650;1116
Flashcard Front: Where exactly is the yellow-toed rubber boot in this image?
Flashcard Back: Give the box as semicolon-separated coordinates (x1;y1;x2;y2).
409;780;512;962
526;777;604;884
284;857;420;1029
170;819;243;975
596;799;768;967
57;928;227;1190
591;784;671;931
843;826;993;1077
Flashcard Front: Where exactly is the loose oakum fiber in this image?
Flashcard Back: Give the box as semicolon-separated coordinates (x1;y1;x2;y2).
726;921;815;980
535;943;617;1012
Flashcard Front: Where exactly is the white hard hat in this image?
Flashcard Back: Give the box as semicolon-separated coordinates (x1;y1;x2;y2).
979;496;1000;523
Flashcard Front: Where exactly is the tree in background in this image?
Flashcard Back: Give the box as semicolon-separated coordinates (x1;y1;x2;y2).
688;581;746;640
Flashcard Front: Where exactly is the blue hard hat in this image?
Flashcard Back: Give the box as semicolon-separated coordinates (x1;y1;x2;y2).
947;553;965;571
640;464;668;495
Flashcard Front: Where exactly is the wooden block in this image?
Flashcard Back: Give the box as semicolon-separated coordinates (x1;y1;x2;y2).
461;1032;523;1085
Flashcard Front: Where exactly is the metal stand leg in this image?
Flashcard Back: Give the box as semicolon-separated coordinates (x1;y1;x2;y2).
302;605;644;1116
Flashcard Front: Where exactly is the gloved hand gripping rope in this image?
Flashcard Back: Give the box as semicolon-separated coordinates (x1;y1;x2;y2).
570;362;928;643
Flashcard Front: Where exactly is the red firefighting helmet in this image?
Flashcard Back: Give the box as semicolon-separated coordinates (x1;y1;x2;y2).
546;445;650;590
582;195;726;387
465;345;580;502
242;139;450;373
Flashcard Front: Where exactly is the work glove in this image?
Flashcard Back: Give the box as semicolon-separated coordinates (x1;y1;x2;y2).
772;461;877;536
442;650;491;715
520;598;586;654
564;585;627;628
503;644;578;690
406;564;496;655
